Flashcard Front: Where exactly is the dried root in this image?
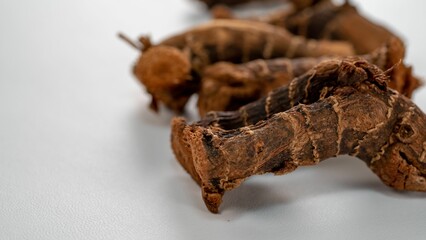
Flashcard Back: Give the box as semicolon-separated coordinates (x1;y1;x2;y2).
212;0;408;55
198;57;326;115
171;58;426;213
197;37;421;115
124;20;354;113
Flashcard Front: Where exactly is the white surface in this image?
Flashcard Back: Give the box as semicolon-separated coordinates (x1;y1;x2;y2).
0;0;425;239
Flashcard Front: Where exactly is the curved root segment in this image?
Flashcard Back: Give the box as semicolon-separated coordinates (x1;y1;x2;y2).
131;19;354;113
197;38;420;115
171;58;426;213
207;0;421;100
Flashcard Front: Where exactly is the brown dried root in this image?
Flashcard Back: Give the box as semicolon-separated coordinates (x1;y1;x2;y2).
285;0;391;54
171;58;426;213
210;1;422;97
214;0;405;55
281;0;404;55
122;19;355;113
198;57;326;115
197;37;421;115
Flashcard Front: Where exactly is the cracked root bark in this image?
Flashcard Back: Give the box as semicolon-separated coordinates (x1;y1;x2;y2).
197;38;420;115
171;58;426;213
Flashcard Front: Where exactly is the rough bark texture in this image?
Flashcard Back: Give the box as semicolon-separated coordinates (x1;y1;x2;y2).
198;56;329;116
132;19;355;113
171;58;426;213
197;38;421;115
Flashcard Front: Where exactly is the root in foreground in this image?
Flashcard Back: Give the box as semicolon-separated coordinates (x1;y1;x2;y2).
172;58;426;213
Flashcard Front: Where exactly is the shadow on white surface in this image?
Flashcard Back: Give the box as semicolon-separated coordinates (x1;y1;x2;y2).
170;154;426;216
222;181;290;213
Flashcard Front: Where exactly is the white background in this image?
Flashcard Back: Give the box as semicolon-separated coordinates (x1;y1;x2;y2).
1;0;425;239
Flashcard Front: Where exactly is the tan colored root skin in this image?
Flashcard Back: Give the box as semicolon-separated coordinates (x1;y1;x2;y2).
197;38;421;115
171;58;426;213
134;46;192;112
132;19;355;113
171;119;201;185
